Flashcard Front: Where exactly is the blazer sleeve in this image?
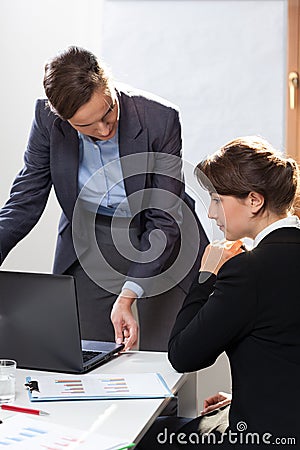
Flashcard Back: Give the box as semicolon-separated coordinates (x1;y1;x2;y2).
0;100;52;263
168;252;258;373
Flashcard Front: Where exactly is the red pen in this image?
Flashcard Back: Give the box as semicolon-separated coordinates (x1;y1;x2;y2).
0;404;49;416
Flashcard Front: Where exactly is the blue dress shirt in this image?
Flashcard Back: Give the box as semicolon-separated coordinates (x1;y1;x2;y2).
78;130;143;298
78;129;131;217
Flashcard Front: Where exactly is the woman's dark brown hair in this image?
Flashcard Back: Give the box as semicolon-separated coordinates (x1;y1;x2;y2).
195;136;299;216
43;46;112;120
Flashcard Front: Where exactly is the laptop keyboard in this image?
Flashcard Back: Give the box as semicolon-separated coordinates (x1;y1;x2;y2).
82;350;102;363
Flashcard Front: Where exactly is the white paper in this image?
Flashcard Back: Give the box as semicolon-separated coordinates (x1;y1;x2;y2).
0;415;131;449
28;373;172;401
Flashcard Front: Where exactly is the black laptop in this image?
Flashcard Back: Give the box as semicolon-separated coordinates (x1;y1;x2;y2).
0;270;124;373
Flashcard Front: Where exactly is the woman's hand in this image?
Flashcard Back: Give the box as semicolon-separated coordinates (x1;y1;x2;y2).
200;240;244;275
200;391;232;415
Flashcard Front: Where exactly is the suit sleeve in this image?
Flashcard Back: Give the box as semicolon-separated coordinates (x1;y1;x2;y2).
0;100;52;263
168;253;258;373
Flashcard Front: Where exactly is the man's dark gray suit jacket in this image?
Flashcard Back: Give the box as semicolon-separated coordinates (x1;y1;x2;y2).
0;85;208;296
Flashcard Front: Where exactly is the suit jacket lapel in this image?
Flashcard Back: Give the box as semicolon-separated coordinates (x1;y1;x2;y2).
118;91;149;214
50;119;79;222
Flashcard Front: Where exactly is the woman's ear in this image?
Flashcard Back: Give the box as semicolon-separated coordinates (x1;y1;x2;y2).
248;191;265;213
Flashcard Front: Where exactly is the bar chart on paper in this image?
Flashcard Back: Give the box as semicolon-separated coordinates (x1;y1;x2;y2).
54;379;85;394
100;377;130;394
26;373;173;401
55;377;130;395
0;415;130;449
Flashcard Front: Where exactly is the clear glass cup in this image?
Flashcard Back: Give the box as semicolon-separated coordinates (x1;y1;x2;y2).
0;359;17;403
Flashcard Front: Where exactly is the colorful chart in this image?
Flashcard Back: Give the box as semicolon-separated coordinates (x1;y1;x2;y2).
0;416;128;449
0;422;81;448
100;377;130;394
54;379;85;394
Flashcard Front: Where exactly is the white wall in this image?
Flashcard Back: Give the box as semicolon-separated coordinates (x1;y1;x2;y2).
102;0;287;241
0;0;104;271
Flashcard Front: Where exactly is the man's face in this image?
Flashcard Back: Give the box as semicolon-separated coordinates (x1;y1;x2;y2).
68;88;119;141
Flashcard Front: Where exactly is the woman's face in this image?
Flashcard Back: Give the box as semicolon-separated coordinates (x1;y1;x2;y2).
208;193;253;241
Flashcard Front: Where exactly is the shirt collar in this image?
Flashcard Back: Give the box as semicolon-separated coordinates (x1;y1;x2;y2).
253;215;300;248
78;127;119;145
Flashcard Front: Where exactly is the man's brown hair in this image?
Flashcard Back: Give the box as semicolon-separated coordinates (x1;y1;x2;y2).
43;46;111;120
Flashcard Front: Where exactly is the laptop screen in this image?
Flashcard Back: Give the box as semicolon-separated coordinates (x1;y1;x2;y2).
0;271;85;372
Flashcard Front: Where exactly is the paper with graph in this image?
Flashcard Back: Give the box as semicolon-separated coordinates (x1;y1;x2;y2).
0;415;132;449
26;373;173;401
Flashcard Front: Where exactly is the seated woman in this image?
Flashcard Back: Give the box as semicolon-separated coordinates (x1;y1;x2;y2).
137;136;300;448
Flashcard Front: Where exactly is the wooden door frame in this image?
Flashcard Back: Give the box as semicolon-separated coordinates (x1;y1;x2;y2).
286;0;300;161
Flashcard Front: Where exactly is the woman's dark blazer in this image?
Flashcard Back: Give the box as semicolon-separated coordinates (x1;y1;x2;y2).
0;84;207;295
169;227;300;442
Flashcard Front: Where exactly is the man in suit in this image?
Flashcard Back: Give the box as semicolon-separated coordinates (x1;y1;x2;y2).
0;46;208;351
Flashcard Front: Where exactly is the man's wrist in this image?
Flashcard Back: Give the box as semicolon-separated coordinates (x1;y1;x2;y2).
117;289;137;307
122;281;144;298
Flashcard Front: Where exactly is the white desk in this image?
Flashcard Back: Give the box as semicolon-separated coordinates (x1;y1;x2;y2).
4;351;197;445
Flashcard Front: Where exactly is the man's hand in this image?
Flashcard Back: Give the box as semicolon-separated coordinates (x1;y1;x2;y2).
200;240;244;275
110;289;138;351
200;391;232;415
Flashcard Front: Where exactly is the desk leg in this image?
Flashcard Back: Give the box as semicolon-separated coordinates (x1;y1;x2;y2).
177;372;198;418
